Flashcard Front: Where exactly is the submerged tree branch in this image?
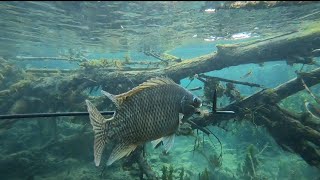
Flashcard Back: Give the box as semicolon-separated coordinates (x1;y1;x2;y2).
192;67;320;167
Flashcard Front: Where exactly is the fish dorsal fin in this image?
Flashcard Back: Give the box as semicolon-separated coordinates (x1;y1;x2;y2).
107;143;137;166
115;77;176;105
101;90;121;108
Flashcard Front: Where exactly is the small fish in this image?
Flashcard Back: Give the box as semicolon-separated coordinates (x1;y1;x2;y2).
85;77;202;166
240;69;253;79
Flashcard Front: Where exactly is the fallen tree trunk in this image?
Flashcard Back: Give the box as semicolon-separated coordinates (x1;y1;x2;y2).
1;23;319;114
257;104;320;167
193;67;320;167
218;67;320;118
53;22;320;93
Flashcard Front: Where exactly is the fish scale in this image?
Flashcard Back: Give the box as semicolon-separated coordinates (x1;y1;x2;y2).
85;77;202;166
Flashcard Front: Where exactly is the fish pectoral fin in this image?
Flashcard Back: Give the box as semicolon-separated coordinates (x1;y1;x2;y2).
179;113;184;124
151;137;163;149
107;143;137;166
163;134;175;153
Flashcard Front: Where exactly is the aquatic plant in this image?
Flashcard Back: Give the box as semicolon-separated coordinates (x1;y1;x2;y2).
209;154;222;169
225;82;243;102
237;144;260;180
198;168;210;180
78;58;112;69
161;165;174;180
161;53;182;63
161;165;189;180
161;165;167;180
168;165;174;180
204;79;224;101
179;167;185;180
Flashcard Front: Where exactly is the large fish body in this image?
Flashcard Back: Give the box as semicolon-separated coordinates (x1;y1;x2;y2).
85;77;202;166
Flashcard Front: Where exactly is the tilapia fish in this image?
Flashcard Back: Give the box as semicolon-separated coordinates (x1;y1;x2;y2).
85;77;202;166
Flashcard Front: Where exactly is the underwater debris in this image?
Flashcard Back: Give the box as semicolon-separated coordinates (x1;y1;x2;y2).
161;53;182;63
209;154;222;169
143;50;182;65
198;74;263;88
203;78;224;102
225;82;243;102
122;145;158;180
15;56;87;62
286;55;314;66
300;77;320;104
25;69;76;74
206;67;320;167
176;122;193;136
201;76;244;103
79;59;111;69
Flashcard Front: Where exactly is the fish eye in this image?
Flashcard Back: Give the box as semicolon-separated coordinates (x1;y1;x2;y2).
193;97;200;104
193;97;202;107
193;97;198;103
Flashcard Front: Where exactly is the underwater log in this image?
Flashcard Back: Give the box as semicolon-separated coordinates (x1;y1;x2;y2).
194;67;320;167
198;74;264;88
80;23;320;84
221;67;320;113
256;104;320;167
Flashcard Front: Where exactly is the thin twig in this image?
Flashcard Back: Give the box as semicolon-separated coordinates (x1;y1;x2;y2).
199;74;264;88
301;78;320;104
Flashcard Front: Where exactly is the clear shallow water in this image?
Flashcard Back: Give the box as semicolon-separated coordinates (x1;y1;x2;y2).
1;1;320;180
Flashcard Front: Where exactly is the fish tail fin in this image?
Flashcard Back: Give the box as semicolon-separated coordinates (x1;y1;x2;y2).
85;100;112;166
